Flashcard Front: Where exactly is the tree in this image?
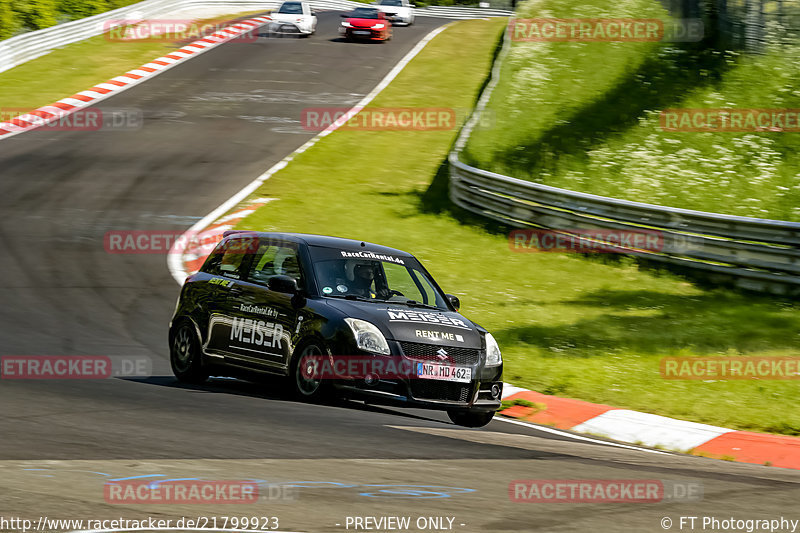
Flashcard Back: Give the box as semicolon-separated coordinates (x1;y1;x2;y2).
21;0;59;30
0;0;19;39
59;0;109;19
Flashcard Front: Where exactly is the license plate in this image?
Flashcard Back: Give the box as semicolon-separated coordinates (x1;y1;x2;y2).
416;362;472;383
353;30;371;35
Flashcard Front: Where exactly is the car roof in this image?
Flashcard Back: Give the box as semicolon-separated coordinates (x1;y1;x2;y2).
225;231;415;258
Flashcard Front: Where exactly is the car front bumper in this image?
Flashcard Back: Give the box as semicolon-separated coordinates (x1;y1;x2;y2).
384;12;412;24
270;21;313;34
341;27;387;40
328;343;503;411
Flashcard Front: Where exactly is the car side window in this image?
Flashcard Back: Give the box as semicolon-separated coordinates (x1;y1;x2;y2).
383;263;425;302
201;238;253;279
248;242;304;287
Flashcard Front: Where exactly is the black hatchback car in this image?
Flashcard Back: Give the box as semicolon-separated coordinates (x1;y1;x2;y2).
169;232;503;427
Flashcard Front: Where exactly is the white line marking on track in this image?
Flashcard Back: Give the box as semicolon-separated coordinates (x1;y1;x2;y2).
495;416;670;455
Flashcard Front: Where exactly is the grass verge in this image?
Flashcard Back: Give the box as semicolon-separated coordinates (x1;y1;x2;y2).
234;17;800;436
463;0;800;221
0;11;267;117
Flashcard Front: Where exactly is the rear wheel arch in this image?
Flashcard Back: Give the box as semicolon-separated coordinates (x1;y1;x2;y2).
169;317;209;384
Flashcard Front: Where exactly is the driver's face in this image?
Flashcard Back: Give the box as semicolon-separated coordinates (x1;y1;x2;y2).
355;265;374;281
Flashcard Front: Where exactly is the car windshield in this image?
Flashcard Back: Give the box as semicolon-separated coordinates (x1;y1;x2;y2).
350;7;380;18
308;246;448;309
278;2;303;14
379;0;403;5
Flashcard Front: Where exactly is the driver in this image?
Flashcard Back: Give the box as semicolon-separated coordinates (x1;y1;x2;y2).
345;259;377;298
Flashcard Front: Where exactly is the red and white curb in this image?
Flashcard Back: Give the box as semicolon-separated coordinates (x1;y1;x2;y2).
0;15;271;141
500;386;800;469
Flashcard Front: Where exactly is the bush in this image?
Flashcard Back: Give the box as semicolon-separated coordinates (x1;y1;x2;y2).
59;0;109;19
0;0;18;39
19;0;60;30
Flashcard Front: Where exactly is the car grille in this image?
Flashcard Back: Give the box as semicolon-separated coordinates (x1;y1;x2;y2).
409;380;471;402
398;341;481;366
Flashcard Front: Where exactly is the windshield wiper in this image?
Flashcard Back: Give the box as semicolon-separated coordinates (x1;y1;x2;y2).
401;299;440;310
326;294;373;302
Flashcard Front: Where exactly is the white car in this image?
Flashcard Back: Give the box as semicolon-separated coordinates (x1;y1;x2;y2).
374;0;415;25
270;1;317;36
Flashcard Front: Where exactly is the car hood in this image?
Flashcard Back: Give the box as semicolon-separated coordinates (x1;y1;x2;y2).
324;299;483;348
272;13;306;22
347;17;385;27
378;6;409;13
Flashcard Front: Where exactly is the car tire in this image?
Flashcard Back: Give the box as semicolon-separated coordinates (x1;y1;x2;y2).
291;341;330;402
170;321;209;384
447;409;495;428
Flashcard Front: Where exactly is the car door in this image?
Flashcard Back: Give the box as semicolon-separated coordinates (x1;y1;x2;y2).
201;236;256;353
207;238;302;373
305;3;317;31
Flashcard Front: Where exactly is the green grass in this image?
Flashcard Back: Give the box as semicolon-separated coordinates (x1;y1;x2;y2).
230;17;800;435
463;0;800;221
0;11;265;116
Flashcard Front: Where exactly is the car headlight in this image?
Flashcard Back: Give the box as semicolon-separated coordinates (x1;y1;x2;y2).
485;332;502;366
345;318;390;355
372;23;385;29
341;21;352;27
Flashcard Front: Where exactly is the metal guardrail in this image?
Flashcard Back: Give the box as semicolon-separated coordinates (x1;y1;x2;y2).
449;31;800;296
0;0;512;74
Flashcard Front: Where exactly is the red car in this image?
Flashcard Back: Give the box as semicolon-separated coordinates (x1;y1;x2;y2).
340;7;392;42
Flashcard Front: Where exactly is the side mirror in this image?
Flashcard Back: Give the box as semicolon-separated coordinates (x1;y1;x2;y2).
340;13;349;17
446;294;460;311
268;275;299;294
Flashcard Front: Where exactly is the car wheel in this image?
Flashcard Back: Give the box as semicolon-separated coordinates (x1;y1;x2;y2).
447;409;495;428
291;341;330;402
170;321;208;384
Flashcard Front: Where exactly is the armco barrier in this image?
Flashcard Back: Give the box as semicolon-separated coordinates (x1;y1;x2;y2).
449;30;800;296
0;0;512;74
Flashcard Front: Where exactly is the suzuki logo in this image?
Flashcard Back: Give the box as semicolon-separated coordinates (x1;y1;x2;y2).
436;348;448;360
